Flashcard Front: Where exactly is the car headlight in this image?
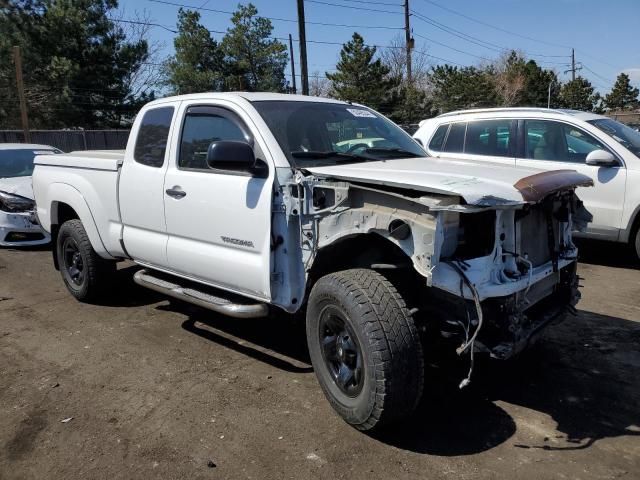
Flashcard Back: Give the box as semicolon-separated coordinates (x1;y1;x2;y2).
0;190;35;213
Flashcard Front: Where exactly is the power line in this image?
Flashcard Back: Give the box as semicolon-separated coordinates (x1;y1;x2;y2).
416;0;571;51
416;0;623;70
411;8;570;64
582;64;614;86
304;0;403;15
112;18;177;33
413;32;491;62
331;0;403;7
149;0;403;29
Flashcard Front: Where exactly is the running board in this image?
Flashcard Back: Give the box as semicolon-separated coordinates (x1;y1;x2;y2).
133;269;268;319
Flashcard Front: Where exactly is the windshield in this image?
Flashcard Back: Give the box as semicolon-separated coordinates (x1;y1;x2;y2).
0;148;62;178
251;100;426;167
588;118;640;158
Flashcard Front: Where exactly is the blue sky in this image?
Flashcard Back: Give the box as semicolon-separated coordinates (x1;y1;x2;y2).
119;0;640;94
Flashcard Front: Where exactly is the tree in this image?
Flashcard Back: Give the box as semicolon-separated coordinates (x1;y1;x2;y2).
386;83;433;124
491;51;560;107
163;9;225;94
309;71;331;97
327;33;396;111
604;73;640;111
0;0;153;128
558;77;600;111
221;3;288;92
429;65;497;113
380;34;431;89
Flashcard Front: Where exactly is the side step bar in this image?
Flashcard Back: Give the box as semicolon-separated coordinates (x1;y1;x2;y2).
133;269;268;319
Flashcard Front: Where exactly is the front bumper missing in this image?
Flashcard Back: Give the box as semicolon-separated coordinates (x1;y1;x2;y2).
475;262;579;360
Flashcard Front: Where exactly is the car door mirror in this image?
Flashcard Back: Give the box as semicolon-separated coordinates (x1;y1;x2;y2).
586;149;617;166
206;140;256;171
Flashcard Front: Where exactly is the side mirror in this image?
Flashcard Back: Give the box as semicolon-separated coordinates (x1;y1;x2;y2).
586;149;617;166
206;140;256;171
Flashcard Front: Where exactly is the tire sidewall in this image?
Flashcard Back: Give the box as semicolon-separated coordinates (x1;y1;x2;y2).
306;279;376;426
56;222;90;298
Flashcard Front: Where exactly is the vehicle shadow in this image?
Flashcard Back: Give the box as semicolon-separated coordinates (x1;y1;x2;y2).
174;304;313;374
373;309;640;456
92;264;164;308
152;293;639;456
576;238;639;269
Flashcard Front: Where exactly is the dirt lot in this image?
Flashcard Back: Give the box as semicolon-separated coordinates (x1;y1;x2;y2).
1;243;639;479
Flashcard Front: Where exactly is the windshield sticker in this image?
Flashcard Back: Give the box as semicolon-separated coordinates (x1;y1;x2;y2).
33;150;54;155
347;108;376;118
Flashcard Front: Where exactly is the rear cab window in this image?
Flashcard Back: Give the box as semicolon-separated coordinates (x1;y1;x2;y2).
134;106;175;167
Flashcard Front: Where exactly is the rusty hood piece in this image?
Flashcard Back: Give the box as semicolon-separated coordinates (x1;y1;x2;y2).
514;170;593;202
305;157;593;206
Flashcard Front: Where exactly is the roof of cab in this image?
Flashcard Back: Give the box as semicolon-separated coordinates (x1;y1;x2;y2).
144;91;349;107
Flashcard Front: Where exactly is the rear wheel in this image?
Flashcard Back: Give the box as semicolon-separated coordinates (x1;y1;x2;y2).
56;219;115;302
306;268;424;431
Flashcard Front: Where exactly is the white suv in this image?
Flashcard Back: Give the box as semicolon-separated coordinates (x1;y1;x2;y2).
414;108;640;259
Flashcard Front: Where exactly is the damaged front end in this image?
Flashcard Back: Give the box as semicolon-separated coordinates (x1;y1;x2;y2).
271;165;592;385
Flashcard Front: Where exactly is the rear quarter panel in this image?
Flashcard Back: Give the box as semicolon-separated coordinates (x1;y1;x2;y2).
33;162;124;258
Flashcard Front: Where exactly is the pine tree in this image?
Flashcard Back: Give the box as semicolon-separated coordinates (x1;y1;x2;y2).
0;0;152;128
163;9;226;95
604;73;640;111
326;33;396;111
221;3;288;92
558;77;600;111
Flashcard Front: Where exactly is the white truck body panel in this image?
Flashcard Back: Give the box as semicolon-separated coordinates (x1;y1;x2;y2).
307;156;553;205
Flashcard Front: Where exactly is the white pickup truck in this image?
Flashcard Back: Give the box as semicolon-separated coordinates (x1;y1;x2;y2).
33;92;592;431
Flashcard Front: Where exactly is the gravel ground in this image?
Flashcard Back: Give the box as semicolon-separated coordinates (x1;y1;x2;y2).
0;242;639;479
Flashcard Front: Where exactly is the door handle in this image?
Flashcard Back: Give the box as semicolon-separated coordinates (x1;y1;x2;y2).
165;186;186;199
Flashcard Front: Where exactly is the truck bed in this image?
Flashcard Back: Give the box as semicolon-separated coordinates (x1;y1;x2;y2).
35;150;124;171
33;150;126;258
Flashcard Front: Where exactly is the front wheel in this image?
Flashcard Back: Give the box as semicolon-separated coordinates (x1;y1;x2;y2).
56;219;115;302
306;269;424;431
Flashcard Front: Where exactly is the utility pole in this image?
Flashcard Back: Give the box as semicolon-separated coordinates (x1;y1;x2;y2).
289;34;297;94
13;46;31;143
296;0;309;95
565;48;582;81
404;0;413;84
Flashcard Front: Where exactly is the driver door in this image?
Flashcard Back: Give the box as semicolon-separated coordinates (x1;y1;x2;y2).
162;103;274;300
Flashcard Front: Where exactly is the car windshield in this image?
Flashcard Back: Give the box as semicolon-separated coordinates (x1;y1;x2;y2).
588;118;640;158
0;148;61;178
251;100;426;167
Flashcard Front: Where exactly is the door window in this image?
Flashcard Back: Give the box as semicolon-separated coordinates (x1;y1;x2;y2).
133;107;174;167
524;120;610;163
465;119;512;157
179;109;249;170
442;122;465;153
428;124;449;152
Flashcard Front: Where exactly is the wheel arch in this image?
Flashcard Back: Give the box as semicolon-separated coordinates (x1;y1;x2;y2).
306;232;424;297
46;184;113;262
